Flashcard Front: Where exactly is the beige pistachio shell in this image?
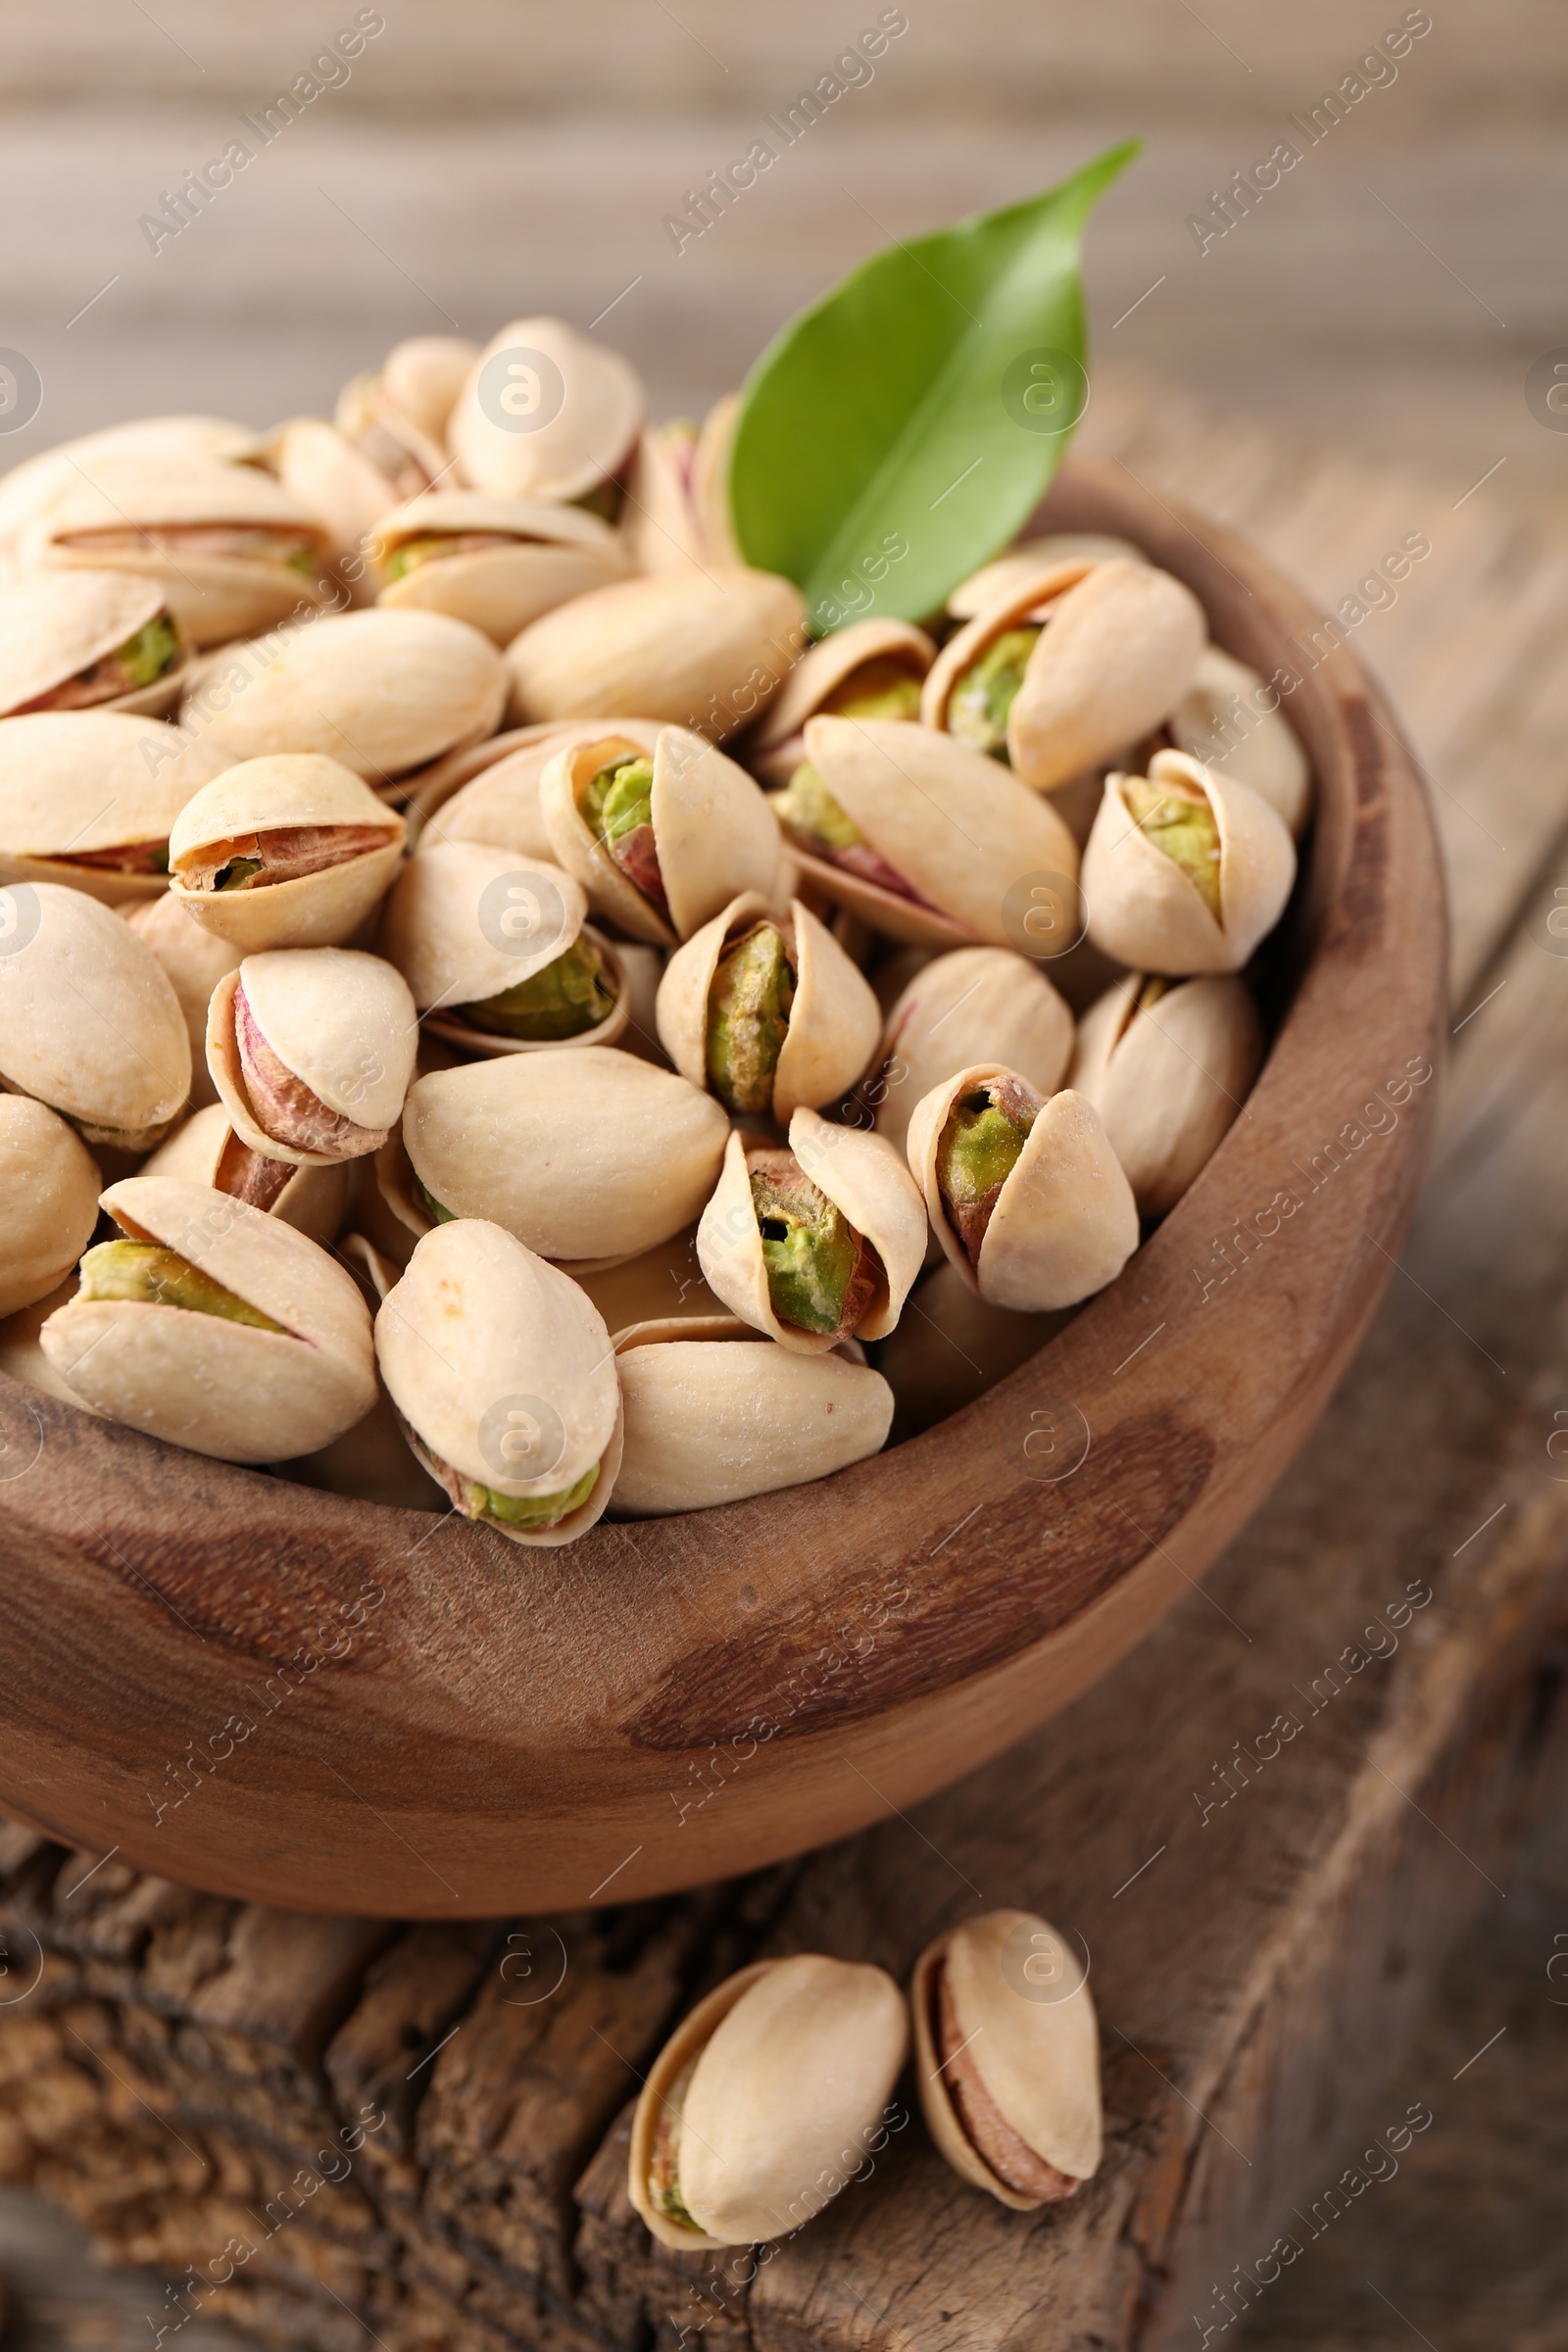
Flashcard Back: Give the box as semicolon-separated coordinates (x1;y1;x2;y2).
1170;644;1313;837
697;1110;927;1352
0;417;258;579
370;492;631;644
206;949;416;1169
748;617;938;784
947;534;1149;617
629;1952;908;2250
922;556;1092;736
1070;972;1264;1218
142;1102;349;1246
39;1174;376;1462
123;891;243;1108
167;754;406;952
377;335;481;444
611;1315;893;1514
373;1217;623;1546
449;318;644;504
907;1070;1139;1312
404;717;664;857
911;1909;1102;2209
0;713;228;905
656;893;879;1119
797;715;1079;953
506;566;807;742
399;1047;729;1268
873;947;1074;1158
0;570;186;720
0;1097;102;1318
1081;750;1296;975
270;416;404;562
0;1276;105;1414
692;393;744;568
0;882;190;1146
622;422;707;576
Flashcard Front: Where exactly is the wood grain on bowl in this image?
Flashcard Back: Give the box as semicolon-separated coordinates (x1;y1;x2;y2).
0;456;1446;1916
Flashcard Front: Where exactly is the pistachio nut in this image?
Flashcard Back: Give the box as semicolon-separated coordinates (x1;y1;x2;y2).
630;1952;908;2249
372;334;482;447
0;570;186;720
167;754;405;954
875;1260;1068;1438
698;1108;926;1353
392;1046;729;1270
772;716;1079;953
657;892;880;1120
871;946;1074;1159
374;1217;623;1546
123;891;243;1109
0;1097;102;1318
143;1101;349;1245
370;493;631;646
911;1910;1102;2209
691;392;744;567
906;1068;1138;1311
1070;971;1264;1218
1169;644;1313;838
747;618;938;787
24;455;333;646
40;1174;376;1461
0;1276;104;1415
206;947;416;1169
506;566;807;742
924;559;1205;792
611;1315;893;1513
0;881;190;1149
181;609;508;792
336;341;469;488
449;317;644;507
622;420;707;576
268;416;409;566
946;534;1149;619
541;725;783;949
408;718;662;863
379;841;627;1056
0;712;229;906
0;416;258;581
1081;749;1296;975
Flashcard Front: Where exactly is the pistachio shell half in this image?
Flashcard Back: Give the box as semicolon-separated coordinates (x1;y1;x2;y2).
947;534;1149;618
0;713;228;906
449;318;644;505
336;344;469;487
622;420;707;576
143;1101;348;1244
629;1953;908;2249
906;1068;1138;1311
911;1910;1102;2210
39;1174;376;1462
370;493;631;644
0;570;186;720
1081;749;1296;975
1169;644;1313;837
0;881;190;1148
0;1097;102;1318
374;1217;623;1546
611;1315;893;1514
872;946;1074;1158
206;948;416;1168
123;892;243;1109
747;618;937;787
1070;972;1264;1218
168;754;406;952
375;334;481;445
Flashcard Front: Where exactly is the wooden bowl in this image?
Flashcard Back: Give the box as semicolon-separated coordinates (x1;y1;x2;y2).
0;458;1446;1917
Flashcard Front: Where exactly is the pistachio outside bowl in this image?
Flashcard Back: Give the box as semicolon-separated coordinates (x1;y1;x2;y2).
0;458;1446;1917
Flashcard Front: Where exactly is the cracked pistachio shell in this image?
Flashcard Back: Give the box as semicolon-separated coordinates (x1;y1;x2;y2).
0;1097;101;1318
207;949;417;1169
379;841;628;1056
0;882;190;1147
449;317;644;504
874;947;1074;1159
370;492;632;645
395;1046;729;1270
123;892;243;1108
506;565;807;741
911;1909;1102;2210
168;755;406;952
269;416;407;565
376;335;481;445
947;534;1149;617
630;1953;908;2250
610;1314;893;1514
1081;750;1296;975
0;713;228;905
0;570;187;721
143;1101;348;1246
541;724;783;949
906;1068;1138;1312
796;715;1079;953
373;1217;623;1547
183;610;508;788
407;718;662;862
697;1108;927;1353
1170;644;1313;838
40;1174;376;1462
0;418;258;579
622;422;707;577
748;618;938;786
657;892;879;1119
1071;972;1264;1219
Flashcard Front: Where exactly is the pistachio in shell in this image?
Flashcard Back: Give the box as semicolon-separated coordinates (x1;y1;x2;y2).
1169;644;1313;837
123;891;244;1109
39;1174;376;1462
911;1910;1102;2209
946;534;1149;618
906;1068;1138;1312
1070;972;1264;1218
746;617;937;787
870;946;1074;1158
1080;749;1296;976
204;947;416;1172
0;1096;102;1319
0;712;229;906
0;416;259;580
628;1953;908;2249
336;341;471;486
657;892;880;1120
449;317;644;507
406;717;662;865
267;415;412;569
611;1315;893;1514
373;1217;623;1546
0;570;185;720
374;334;482;446
168;754;406;952
143;1101;349;1245
370;493;631;646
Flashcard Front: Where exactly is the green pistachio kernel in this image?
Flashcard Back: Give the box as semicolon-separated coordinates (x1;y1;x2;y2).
947;626;1042;759
936;1076;1043;1266
461;936;616;1042
77;1239;284;1332
770;762;865;854
414;1178;458;1225
382;535;444;581
822;656;924;724
285;546;320;576
584;754;655;846
648;2055;701;2230
1123;776;1222;918
707;923;796;1116
214;855;265;892
750;1151;863;1337
466;1458;599;1530
116;613;179;688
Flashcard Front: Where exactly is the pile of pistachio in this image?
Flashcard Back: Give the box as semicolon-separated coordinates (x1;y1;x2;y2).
0;318;1308;1542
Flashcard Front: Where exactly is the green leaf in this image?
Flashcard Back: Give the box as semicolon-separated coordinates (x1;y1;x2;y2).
728;142;1139;636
